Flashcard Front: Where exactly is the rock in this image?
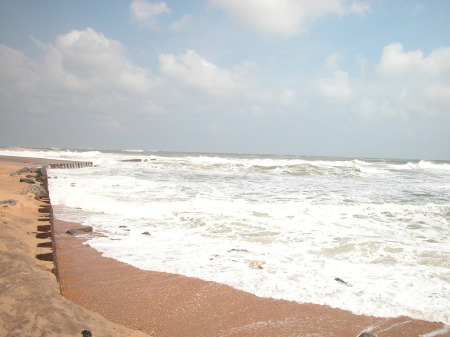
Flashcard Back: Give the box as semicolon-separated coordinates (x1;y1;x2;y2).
21;184;48;198
81;330;92;337
35;167;46;176
358;333;375;337
142;231;151;236
20;178;35;184
0;199;20;206
10;167;33;176
66;227;93;235
34;168;47;183
121;159;142;162
335;278;352;287
77;226;93;232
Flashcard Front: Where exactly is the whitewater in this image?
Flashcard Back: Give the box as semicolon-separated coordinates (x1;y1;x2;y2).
1;147;449;324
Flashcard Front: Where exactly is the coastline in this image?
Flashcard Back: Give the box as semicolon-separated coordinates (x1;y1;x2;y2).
0;159;150;337
55;215;448;337
1;156;448;337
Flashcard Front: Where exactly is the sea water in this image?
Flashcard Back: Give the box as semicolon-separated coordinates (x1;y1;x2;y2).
1;147;449;323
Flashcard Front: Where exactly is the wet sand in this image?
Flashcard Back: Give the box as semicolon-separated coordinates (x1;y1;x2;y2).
55;219;448;337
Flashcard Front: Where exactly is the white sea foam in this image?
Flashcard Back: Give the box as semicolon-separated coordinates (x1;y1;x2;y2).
2;147;449;323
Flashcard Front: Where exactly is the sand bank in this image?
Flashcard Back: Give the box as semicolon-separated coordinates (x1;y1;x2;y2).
0;160;150;337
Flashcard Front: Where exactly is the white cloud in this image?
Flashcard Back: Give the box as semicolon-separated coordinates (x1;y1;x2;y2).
316;70;352;102
0;27;161;125
46;28;154;95
339;43;450;123
159;49;244;98
377;43;450;79
170;14;194;31
376;43;424;77
209;0;369;37
365;43;450;118
130;0;171;28
281;88;297;106
325;52;343;70
349;2;370;14
0;45;37;87
1;27;269;132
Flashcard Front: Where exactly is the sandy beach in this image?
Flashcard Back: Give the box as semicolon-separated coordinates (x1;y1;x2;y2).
0;160;150;337
1;156;448;337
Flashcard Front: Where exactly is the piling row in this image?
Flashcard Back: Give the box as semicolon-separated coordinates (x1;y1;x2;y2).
48;162;93;169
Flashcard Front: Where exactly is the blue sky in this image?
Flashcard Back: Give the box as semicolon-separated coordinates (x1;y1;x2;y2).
1;0;449;159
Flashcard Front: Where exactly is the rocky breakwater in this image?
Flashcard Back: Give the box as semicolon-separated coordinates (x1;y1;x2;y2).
9;166;57;273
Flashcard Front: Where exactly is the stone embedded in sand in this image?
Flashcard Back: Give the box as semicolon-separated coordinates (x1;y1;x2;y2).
0;199;19;206
358;333;375;337
142;231;151;236
66;227;93;235
77;226;93;232
20;178;35;184
9;167;34;176
21;184;48;198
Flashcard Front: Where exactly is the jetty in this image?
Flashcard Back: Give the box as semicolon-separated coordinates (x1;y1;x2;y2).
0;155;93;169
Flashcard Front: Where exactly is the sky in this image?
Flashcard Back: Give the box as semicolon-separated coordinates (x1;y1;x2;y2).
0;0;449;160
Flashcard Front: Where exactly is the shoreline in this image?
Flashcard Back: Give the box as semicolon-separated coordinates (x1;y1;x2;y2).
1;155;448;337
0;158;150;337
54;216;448;337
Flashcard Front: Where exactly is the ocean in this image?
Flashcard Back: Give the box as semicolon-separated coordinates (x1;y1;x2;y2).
1;147;449;324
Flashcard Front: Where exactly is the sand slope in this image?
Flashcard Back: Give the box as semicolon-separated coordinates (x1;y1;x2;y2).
0;163;150;337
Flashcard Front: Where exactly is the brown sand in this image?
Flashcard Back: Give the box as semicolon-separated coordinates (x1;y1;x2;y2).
1;156;448;337
0;161;150;337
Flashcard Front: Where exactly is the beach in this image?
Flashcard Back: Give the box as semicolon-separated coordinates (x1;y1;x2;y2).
0;159;150;337
1;155;449;337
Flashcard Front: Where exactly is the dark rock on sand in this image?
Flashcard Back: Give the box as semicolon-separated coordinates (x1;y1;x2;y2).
81;330;92;337
21;184;48;198
142;231;151;236
77;226;93;232
20;178;35;184
0;199;20;206
35;168;46;182
66;227;93;235
358;333;375;337
10;167;34;176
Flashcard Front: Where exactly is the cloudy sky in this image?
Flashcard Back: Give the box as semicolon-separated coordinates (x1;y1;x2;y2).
1;0;449;159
